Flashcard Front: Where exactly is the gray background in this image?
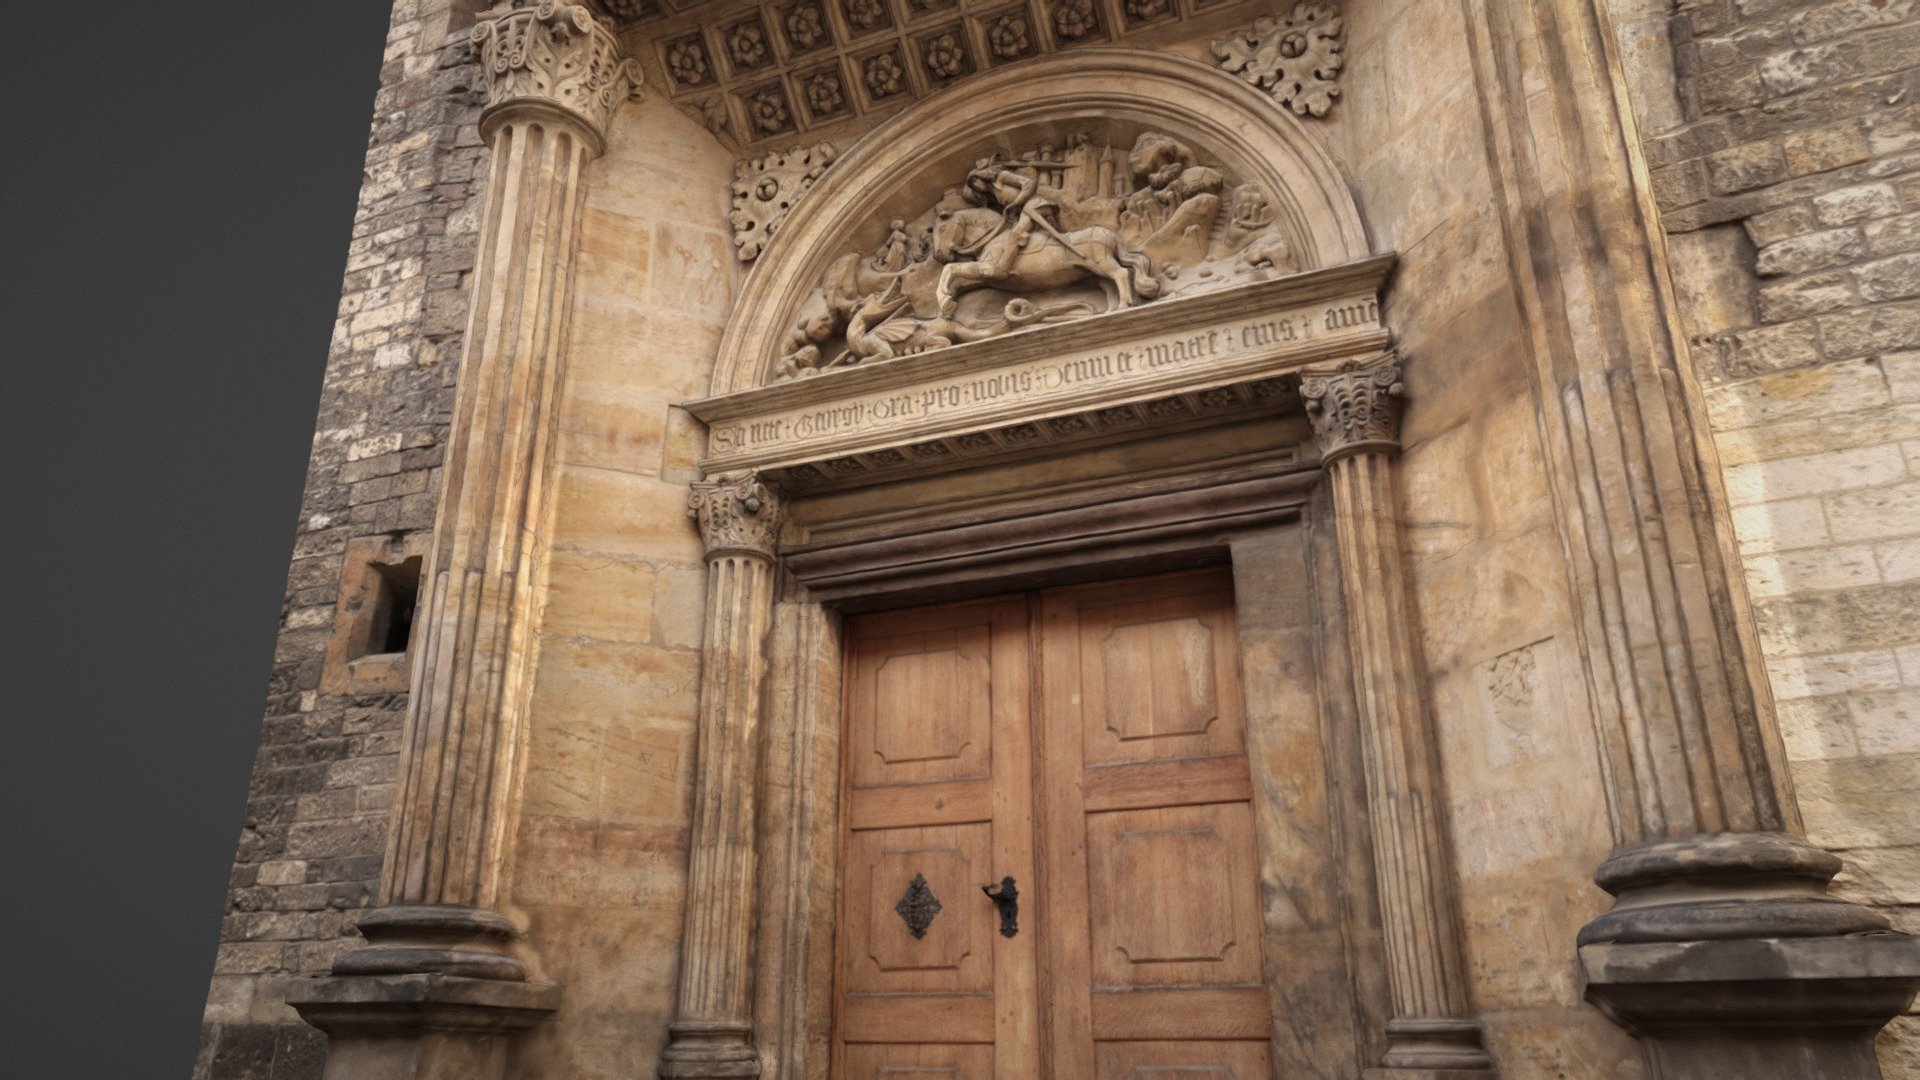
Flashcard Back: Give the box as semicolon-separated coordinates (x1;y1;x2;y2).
8;5;397;1076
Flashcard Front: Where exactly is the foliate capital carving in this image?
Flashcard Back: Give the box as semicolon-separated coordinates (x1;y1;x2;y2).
1212;4;1346;118
1301;357;1404;463
472;2;642;144
687;472;785;559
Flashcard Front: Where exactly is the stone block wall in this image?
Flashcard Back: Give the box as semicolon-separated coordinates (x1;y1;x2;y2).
192;1;486;1075
1624;0;1920;1067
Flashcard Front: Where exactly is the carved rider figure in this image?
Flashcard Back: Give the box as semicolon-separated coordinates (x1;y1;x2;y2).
960;158;1070;275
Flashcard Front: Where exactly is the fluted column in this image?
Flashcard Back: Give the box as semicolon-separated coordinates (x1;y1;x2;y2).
290;4;639;1070
661;473;786;1079
1303;357;1495;1079
1461;0;1920;1075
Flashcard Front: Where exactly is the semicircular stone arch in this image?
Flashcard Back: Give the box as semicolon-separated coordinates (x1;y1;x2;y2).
707;49;1374;396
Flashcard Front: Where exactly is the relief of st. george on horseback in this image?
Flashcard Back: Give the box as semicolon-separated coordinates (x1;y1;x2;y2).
771;131;1302;381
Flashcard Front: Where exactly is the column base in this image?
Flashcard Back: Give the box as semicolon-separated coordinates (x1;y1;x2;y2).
288;973;560;1080
659;1019;761;1078
1363;1017;1496;1078
1579;833;1920;1080
330;904;528;980
290;904;558;1080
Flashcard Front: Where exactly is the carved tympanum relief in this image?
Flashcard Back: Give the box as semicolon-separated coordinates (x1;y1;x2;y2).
770;131;1301;380
731;142;838;261
1211;3;1346;117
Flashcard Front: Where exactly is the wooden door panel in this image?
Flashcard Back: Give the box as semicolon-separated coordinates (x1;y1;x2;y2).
845;823;991;993
848;619;994;792
1094;1040;1274;1080
842;1043;994;1080
847;778;994;832
1089;987;1274;1040
1040;570;1273;1075
837;597;1035;1080
1087;802;1265;988
1077;591;1246;769
838;995;996;1044
1081;754;1252;814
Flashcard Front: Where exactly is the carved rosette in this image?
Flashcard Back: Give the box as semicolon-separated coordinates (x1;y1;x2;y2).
688;473;785;560
1301;357;1403;465
472;1;642;145
730;144;838;262
1212;3;1346;118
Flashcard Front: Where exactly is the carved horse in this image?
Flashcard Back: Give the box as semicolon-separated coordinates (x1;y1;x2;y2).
930;207;1159;316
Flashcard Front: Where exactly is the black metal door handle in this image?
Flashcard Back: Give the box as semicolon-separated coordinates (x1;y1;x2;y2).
981;876;1018;937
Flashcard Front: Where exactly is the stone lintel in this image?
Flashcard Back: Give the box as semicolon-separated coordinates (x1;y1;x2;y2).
687;255;1395;477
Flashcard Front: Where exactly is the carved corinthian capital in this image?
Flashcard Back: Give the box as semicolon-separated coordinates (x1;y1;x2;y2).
688;473;785;561
1300;356;1404;464
472;1;642;145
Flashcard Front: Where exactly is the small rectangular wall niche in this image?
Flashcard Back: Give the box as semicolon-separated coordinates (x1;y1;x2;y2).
365;556;422;657
321;533;429;696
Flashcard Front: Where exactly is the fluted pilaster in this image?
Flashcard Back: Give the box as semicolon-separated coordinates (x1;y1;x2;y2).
1303;357;1493;1078
1463;0;1920;1074
293;7;638;1058
662;474;786;1079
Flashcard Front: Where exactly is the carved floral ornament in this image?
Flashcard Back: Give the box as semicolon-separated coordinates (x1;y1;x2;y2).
1212;3;1347;117
471;2;642;139
768;131;1303;381
731;143;839;261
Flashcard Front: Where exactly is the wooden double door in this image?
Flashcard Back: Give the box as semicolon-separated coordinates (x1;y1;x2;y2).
835;569;1273;1080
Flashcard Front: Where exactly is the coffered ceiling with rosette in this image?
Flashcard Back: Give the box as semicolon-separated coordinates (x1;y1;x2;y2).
588;0;1289;150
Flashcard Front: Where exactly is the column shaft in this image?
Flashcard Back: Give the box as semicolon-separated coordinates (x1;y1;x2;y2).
386;111;588;914
1466;0;1779;851
664;474;786;1079
335;0;637;973
1305;358;1493;1078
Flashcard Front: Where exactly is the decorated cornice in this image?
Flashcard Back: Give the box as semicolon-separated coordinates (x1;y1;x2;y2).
473;1;643;145
688;472;786;559
1300;355;1402;464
